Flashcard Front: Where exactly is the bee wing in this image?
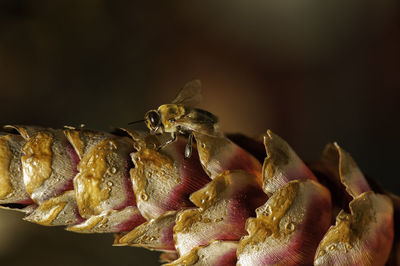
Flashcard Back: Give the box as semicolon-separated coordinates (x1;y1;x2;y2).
171;80;202;107
174;117;205;134
174;109;218;136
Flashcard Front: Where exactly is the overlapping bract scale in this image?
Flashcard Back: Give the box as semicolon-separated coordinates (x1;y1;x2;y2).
262;130;318;195
0;126;146;233
173;170;267;256
314;143;394;266
166;240;238;266
5;125;78;204
236;131;332;266
128;133;211;220
118;211;178;252
0;133;30;204
193;132;262;183
65;128;145;233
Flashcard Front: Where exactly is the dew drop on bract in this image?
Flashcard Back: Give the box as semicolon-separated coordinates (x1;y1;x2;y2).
140;193;149;201
327;244;337;251
285;222;295;233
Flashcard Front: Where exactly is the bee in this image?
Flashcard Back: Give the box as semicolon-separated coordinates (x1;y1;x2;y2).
140;80;220;158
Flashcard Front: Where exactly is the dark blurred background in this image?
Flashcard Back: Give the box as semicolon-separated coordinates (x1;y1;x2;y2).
0;1;399;265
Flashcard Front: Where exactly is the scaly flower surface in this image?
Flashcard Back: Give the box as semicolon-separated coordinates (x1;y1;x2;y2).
0;123;397;265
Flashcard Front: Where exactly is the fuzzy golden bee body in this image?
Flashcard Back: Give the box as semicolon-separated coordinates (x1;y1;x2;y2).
143;80;219;158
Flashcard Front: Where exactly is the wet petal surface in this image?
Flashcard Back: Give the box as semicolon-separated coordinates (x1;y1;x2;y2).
166;240;238;266
314;143;394;266
194;133;262;183
262;130;317;195
70;129;137;218
0;133;30;204
174;170;268;256
237;179;331;266
7;126;79;204
118;211;177;252
130;136;210;220
24;190;83;226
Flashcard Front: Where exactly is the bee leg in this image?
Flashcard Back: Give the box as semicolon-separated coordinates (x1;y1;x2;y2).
184;133;193;159
157;132;177;151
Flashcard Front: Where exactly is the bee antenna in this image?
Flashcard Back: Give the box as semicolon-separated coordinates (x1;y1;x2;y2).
128;119;146;125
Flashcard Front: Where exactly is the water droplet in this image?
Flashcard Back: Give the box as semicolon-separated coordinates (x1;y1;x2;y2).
285;222;295;233
327;244;336;251
201;143;206;149
107;181;113;187
110;167;117;174
140;192;148;201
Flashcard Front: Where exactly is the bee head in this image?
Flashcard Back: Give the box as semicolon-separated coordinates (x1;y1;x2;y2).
145;110;162;133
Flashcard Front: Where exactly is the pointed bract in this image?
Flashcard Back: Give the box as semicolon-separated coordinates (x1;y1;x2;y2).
118;211;177;252
314;144;394;266
166;240;238;266
24;190;83;226
237;179;331;266
194;133;262;183
262;130;317;196
68;206;145;233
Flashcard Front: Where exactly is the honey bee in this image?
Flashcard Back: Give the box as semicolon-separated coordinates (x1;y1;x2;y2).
143;80;220;158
